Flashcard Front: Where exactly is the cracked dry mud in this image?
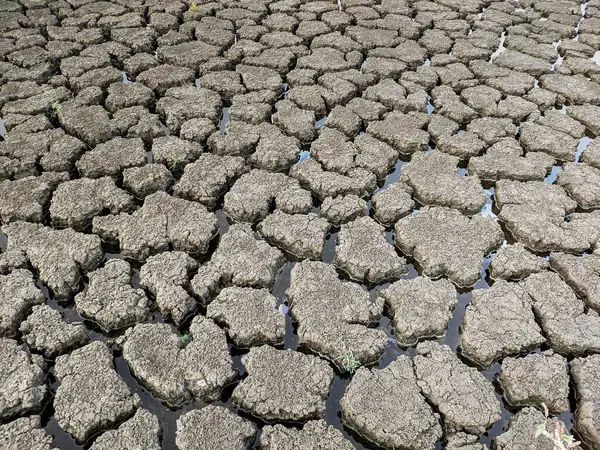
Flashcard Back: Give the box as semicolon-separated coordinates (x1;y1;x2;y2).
1;0;600;449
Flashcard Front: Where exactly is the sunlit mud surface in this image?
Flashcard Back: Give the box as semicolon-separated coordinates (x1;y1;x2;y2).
1;0;600;449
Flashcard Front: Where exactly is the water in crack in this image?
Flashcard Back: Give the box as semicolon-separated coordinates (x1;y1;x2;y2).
551;54;564;72
426;96;434;114
271;260;297;351
271;261;292;306
544;165;562;184
575;136;593;162
214;209;230;237
298;150;310;162
481;187;497;220
219;107;230;134
158;121;170;136
550;40;563;71
574;2;587;37
0;230;7;252
444;255;492;353
322;232;338;264
373;160;405;195
489;31;506;62
593;50;600;65
0;116;5;137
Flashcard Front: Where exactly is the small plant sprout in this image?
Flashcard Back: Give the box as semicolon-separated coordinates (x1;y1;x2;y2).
336;346;360;374
167;156;185;172
49;101;61;119
189;2;198;11
179;333;192;348
535;403;581;450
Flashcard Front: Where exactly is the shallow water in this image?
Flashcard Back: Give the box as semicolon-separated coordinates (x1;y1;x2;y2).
544;165;562;184
489;31;506;62
219;107;230;134
426;96;434;114
315;116;327;129
373;160;405;195
575;136;593;162
481;188;497;219
298;150;310;162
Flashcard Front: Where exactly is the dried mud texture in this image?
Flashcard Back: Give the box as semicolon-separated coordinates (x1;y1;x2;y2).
489;243;549;281
557;162;600;210
139;251;198;325
521;272;600;356
519;122;579;162
414;341;501;435
2;222;103;299
379;277;457;346
468;139;555;182
493;407;559;450
121;318;235;407
396;207;504;287
341;356;442;449
123;164;173;199
258;211;330;260
320;194;367;226
571;355;600;449
290;158;376;200
191;223;285;304
20;305;89;358
460;281;545;367
286;261;386;369
0;172;68;224
399;150;485;215
173;153;248;208
549;252;600;312
499;351;570;414
49;177;135;229
445;432;487;450
232;346;333;422
90;408;161;450
176;406;255;450
0;338;46;421
224;169;312;223
74;259;150;332
0;251;28;276
93;191;218;261
371;181;414;226
0;416;53;450
496;180;600;253
0;269;44;337
261;420;354;449
206;287;285;348
53;341;140;443
3;0;600;447
76;137;146;179
335;216;406;284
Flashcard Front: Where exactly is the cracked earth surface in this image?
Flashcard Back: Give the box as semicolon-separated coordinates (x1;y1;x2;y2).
1;0;600;448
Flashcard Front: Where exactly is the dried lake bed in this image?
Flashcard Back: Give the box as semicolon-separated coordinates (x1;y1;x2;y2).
1;0;600;448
